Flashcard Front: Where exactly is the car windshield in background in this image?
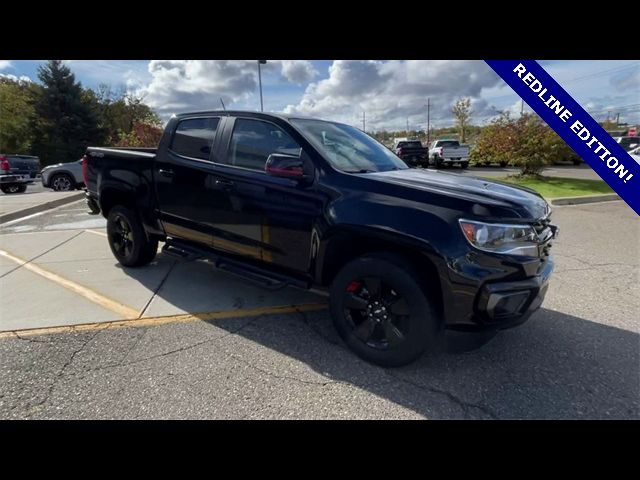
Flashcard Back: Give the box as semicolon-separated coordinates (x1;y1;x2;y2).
437;141;460;147
291;119;408;173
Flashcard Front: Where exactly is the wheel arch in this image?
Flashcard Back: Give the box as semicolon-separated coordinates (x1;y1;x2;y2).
315;226;445;318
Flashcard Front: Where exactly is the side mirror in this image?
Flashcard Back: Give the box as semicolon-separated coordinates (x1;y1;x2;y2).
265;153;311;181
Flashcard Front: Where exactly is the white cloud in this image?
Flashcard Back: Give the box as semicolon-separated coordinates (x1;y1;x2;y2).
0;60;12;70
283;60;503;130
0;73;31;83
135;60;318;118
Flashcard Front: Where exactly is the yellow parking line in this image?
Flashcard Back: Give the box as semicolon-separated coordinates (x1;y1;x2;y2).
84;229;107;237
0;249;139;319
0;302;328;339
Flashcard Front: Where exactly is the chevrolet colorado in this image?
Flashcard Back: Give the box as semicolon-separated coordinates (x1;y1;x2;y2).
84;111;557;366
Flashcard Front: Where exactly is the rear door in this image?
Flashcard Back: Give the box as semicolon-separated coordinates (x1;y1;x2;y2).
154;115;224;247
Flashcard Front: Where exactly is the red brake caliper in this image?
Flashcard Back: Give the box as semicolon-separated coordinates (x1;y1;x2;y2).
346;281;361;293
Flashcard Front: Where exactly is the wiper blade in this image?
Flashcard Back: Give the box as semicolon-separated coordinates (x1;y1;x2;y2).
345;169;375;174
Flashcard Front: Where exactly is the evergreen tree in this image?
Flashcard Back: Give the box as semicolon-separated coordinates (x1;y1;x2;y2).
31;60;105;166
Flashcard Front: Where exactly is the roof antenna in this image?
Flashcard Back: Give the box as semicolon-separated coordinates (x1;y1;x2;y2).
220;97;226;111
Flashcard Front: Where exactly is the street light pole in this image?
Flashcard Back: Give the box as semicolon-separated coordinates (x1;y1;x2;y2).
258;60;267;112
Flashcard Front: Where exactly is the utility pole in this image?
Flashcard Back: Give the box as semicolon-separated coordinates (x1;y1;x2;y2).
406;117;410;136
616;112;620;126
520;99;524;117
426;98;431;146
257;60;267;112
362;111;366;132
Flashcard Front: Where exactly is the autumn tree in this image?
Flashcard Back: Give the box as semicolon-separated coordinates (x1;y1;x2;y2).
0;77;39;153
451;97;472;143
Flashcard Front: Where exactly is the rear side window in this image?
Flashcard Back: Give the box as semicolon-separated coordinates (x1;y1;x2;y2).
171;117;220;160
227;118;301;171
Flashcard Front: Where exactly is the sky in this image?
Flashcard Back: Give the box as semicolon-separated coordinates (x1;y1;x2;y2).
1;60;638;130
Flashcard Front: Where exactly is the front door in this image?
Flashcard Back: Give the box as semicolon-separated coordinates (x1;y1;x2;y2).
209;117;322;275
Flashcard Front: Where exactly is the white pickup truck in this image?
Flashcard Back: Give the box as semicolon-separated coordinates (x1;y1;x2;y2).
428;140;470;169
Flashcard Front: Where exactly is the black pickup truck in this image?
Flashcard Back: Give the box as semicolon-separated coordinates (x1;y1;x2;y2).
84;111;557;366
393;140;429;167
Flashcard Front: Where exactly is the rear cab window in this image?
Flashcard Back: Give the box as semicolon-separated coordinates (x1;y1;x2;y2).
170;117;220;160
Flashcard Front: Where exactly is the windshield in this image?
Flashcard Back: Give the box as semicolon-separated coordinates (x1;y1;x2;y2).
291;119;408;173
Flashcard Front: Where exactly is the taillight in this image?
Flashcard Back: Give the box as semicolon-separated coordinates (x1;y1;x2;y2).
397;148;404;155
81;155;89;185
439;147;444;156
0;156;9;172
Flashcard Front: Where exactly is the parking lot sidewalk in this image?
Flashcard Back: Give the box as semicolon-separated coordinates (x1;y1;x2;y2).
0;189;85;224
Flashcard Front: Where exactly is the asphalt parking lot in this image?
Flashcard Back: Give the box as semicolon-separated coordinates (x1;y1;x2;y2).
0;198;637;419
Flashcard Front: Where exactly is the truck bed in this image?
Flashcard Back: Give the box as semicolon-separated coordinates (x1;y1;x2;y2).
85;147;157;197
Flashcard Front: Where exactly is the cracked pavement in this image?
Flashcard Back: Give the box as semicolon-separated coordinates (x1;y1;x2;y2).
0;200;638;419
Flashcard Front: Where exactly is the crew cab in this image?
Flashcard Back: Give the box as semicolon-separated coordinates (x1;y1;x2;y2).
428;139;471;169
84;111;557;367
0;154;40;194
393;139;428;167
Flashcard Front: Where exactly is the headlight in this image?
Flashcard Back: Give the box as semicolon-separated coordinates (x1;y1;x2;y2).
459;219;539;257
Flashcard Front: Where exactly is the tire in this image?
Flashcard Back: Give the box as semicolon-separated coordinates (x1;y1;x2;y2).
461;162;469;169
329;252;441;367
1;184;23;194
499;161;508;168
433;155;442;169
572;159;582;166
50;173;75;192
107;206;158;267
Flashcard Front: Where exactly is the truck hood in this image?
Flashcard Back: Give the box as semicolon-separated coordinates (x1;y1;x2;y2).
367;169;549;220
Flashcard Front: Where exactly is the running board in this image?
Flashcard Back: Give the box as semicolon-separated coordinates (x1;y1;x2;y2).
162;243;202;260
216;261;287;290
162;239;307;291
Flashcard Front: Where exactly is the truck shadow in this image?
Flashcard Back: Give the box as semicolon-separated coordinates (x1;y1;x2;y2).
120;256;639;420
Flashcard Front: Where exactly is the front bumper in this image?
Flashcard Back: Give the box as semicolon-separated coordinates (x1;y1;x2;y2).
438;252;555;333
474;258;553;329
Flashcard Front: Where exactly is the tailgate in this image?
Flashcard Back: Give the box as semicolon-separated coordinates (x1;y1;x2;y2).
443;147;469;157
8;156;41;177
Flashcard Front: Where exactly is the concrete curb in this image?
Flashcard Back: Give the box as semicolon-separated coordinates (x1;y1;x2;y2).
0;192;85;224
551;194;621;206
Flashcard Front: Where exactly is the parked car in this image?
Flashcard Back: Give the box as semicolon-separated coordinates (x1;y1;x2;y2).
613;136;640;152
85;111;557;367
428;139;471;168
393;139;428;167
41;159;85;191
0;154;40;194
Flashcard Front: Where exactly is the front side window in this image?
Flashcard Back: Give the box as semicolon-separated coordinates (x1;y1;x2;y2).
171;117;220;160
227;118;301;171
291;119;408;173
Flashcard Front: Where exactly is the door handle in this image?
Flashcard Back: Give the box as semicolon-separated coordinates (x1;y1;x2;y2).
158;168;174;177
214;178;234;189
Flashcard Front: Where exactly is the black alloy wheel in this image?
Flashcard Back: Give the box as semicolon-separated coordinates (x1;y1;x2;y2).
342;277;410;350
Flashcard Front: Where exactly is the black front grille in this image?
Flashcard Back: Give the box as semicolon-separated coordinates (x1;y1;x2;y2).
533;213;553;258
